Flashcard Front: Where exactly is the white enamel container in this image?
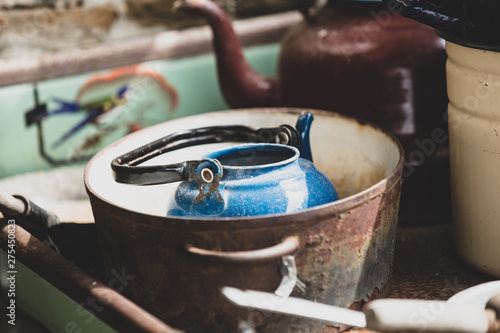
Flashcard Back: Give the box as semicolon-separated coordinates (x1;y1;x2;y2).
447;41;500;277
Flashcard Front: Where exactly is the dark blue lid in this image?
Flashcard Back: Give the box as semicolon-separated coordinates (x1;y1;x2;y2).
392;0;500;50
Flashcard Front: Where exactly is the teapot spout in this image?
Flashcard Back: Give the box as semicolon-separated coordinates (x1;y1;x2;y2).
174;0;280;108
295;111;314;162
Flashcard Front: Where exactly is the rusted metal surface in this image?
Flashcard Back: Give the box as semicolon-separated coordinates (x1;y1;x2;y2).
0;11;301;88
0;219;181;333
297;179;401;333
85;108;405;332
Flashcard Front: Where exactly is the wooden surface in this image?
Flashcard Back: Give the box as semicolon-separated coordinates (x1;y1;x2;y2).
347;224;494;333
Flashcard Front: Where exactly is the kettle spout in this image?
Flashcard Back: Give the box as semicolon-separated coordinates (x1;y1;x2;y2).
295;111;314;162
174;0;280;108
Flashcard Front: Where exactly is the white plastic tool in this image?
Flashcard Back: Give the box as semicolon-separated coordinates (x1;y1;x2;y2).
222;281;500;332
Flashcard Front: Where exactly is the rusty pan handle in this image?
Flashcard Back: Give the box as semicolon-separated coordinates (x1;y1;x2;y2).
186;236;299;264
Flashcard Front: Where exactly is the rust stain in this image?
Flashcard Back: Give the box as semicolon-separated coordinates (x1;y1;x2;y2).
317;248;333;265
194;173;223;203
305;233;324;247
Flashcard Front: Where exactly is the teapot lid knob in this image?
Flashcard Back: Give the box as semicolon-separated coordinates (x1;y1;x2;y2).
196;159;223;184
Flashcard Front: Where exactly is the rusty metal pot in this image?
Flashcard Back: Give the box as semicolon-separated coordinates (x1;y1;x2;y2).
84;108;404;332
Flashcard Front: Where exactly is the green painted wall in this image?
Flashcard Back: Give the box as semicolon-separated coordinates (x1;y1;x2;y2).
0;43;280;179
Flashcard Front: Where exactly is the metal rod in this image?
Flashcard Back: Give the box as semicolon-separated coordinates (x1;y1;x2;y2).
0;11;301;88
0;221;182;333
0;188;26;218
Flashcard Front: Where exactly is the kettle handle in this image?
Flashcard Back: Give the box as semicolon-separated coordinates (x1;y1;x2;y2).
111;124;301;186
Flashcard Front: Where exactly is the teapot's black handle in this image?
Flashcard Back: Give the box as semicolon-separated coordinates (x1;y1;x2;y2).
386;0;464;37
111;124;301;185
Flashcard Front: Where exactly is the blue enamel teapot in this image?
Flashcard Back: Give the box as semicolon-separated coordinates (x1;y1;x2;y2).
111;112;338;217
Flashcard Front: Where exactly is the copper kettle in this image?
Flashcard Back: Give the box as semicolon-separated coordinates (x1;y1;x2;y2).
175;0;450;224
